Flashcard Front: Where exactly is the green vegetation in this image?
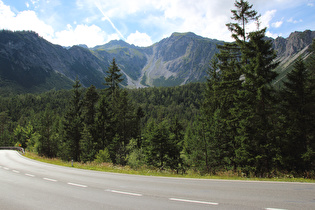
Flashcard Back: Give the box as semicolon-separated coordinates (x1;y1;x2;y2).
0;1;314;181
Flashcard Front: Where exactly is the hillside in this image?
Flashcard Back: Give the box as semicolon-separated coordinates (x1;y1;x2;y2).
272;30;315;87
0;29;314;94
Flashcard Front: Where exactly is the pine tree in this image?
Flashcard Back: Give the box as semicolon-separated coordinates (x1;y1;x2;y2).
104;58;124;98
202;0;261;172
80;85;99;161
234;28;279;175
144;120;171;168
226;0;260;42
96;95;111;151
280;57;315;172
36;105;59;158
63;79;83;161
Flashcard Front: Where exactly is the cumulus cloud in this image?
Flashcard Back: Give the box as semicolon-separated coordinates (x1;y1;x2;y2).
1;0;312;47
0;1;54;39
0;0;111;47
127;31;153;47
52;24;107;48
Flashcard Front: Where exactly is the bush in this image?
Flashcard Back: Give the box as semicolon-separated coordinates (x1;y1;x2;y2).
95;148;111;163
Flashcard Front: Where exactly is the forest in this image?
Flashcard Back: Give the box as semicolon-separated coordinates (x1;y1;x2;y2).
0;1;314;178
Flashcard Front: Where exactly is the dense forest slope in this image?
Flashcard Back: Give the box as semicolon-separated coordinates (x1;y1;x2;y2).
0;30;314;95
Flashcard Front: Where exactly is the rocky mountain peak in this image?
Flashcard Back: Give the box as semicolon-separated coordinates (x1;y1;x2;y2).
273;30;315;57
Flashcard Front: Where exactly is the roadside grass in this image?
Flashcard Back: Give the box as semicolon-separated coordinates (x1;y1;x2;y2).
24;152;315;183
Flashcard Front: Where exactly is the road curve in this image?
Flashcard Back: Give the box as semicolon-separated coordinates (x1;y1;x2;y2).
0;150;314;210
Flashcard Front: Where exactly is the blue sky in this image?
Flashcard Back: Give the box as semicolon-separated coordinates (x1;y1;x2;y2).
1;0;314;47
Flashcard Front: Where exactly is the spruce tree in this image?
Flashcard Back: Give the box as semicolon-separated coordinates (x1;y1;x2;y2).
280;57;315;172
203;0;261;172
63;79;83;161
96;95;111;151
234;28;279;175
80;85;99;162
37;105;58;158
226;0;260;42
104;58;124;98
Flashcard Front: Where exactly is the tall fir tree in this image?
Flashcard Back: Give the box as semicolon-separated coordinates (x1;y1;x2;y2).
80;85;99;162
233;28;279;176
63;79;83;161
96;95;112;151
36;105;59;158
202;0;261;173
280;57;315;172
104;58;124;98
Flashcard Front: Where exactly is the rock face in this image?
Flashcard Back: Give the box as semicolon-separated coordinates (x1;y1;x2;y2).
0;29;314;94
92;32;223;87
0;30;108;93
273;30;315;57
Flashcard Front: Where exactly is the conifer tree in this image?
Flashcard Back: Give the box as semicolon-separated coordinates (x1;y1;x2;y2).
80;85;99;162
280;57;315;172
104;58;124;98
63;79;83;161
234;28;279;175
96;95;111;151
203;0;261;172
226;0;260;42
37;105;58;158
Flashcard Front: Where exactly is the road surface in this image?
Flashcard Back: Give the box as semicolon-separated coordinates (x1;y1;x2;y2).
0;150;314;210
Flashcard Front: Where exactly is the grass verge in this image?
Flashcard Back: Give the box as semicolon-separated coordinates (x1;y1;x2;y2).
24;152;315;183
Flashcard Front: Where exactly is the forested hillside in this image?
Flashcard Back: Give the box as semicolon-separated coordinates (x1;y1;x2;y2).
0;0;314;178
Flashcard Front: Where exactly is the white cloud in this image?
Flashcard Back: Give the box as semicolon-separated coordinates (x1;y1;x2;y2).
272;20;283;28
0;1;54;39
52;24;107;47
287;17;303;24
266;31;282;39
126;31;153;47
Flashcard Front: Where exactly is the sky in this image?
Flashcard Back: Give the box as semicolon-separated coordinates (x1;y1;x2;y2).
0;0;314;48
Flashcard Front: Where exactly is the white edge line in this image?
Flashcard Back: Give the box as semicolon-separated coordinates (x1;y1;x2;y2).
43;178;57;182
169;198;219;205
265;208;288;210
67;182;87;188
107;189;143;197
25;173;35;177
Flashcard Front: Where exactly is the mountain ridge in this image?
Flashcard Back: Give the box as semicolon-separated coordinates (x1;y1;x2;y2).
0;29;314;95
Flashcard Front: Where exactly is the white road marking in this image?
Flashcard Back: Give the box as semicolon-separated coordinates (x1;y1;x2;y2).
265;208;288;210
3;167;9;170
25;173;35;177
67;182;87;188
169;198;219;205
43;178;57;182
107;189;143;197
12;170;20;173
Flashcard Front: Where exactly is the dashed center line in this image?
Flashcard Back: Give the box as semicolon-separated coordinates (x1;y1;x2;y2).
169;198;219;206
67;182;87;188
43;178;57;182
3;167;9;170
265;208;288;210
12;170;20;173
107;189;143;197
25;173;35;177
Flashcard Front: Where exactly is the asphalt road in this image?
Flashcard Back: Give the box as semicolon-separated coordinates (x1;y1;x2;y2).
0;150;314;210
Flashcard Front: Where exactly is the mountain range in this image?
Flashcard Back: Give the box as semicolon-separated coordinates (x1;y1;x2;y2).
0;29;314;95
